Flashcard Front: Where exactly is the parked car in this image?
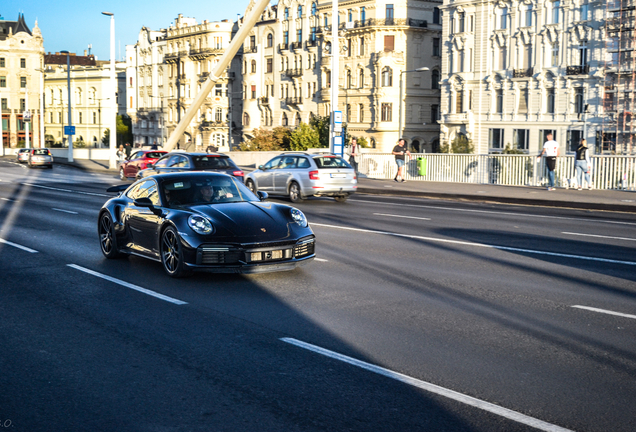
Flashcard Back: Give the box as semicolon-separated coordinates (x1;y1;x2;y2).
17;148;31;163
137;152;244;182
27;148;54;169
245;152;357;202
98;172;315;277
119;150;167;180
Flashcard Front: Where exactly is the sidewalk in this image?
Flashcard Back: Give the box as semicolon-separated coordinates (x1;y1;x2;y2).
33;156;636;213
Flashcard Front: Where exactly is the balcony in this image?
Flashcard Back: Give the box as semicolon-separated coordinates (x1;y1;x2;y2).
200;121;228;129
244;46;258;54
513;68;533;78
285;68;303;78
306;40;318;48
566;65;590;75
279;43;289;51
291;41;302;50
284;97;302;106
258;96;269;105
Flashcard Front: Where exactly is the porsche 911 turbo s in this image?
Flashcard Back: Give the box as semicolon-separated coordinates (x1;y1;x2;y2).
98;172;315;277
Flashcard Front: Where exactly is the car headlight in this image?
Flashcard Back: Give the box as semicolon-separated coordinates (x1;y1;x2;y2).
290;208;308;227
188;215;214;235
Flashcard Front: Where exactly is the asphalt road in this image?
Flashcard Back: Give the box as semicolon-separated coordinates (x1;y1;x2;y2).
1;160;635;432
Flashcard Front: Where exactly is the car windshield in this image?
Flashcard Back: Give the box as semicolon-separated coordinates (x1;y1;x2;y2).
33;149;50;155
314;156;351;169
162;175;258;206
145;152;165;159
192;156;234;169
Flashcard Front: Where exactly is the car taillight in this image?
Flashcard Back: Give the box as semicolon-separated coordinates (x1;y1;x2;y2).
233;170;244;177
309;170;320;180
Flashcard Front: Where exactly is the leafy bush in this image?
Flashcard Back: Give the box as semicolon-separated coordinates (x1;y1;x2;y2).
290;122;319;151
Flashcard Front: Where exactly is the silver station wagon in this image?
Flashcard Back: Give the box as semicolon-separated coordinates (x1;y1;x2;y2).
245;152;357;203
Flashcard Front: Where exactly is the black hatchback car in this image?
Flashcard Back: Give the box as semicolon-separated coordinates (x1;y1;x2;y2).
137;152;244;182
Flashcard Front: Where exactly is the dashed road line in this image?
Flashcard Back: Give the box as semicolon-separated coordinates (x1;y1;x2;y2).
0;238;38;253
572;305;636;320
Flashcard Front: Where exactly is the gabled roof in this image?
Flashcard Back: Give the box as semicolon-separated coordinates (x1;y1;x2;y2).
0;13;32;41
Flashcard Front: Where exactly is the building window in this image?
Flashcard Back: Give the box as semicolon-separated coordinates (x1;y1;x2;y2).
518;88;529;113
243;112;250;126
496;89;504;113
433;7;440;24
215;84;223;96
251;85;256;99
359;104;365;122
497;7;509;30
381;67;393;86
284;31;289;45
551;43;559;67
359;68;364;88
0;58;5;67
347;70;352;88
431;104;439;123
551;1;560;24
489;128;504;149
282;113;288;126
581;1;589;20
432;70;440;89
93;112;97;124
456;90;463;113
525;4;533;27
578;40;588;66
79;112;83;124
298;5;303;18
284;8;289;20
267;33;273;47
251;60;257;73
20;58;26;68
458;12;465;32
297;29;302;43
20;77;27;88
1;98;8;110
1;76;6;88
567;130;583;152
381;103;392;121
384;35;395;52
215;108;223;122
311;27;317;42
311;2;317;16
361;7;366;22
20;99;26;111
574;88;585;114
547;88;555;113
266;58;273;73
433;38;440;57
348;9;353;22
386;4;394;20
499;46;507;70
513;129;529;150
359;37;365;56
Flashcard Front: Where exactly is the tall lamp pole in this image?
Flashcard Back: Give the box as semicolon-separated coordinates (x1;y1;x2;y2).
34;67;46;148
329;0;340;155
398;67;428;143
60;50;73;162
102;11;117;169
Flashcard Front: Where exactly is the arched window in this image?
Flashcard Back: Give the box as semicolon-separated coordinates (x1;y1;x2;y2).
311;2;317;16
432;70;440;89
359;104;364;122
215;107;223;122
243;112;250;126
298;5;303;17
267;33;273;47
284;8;289;20
251;60;257;73
76;88;82;105
359;69;364;88
381;67;393;87
296;112;301;126
282;113;288;126
347;70;352;88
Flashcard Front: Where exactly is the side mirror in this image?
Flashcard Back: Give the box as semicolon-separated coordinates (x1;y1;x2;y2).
134;197;154;207
257;191;268;201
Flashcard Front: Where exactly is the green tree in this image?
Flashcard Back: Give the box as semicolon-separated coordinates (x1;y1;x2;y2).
441;135;475;154
290;122;320;151
117;115;133;145
102;128;110;146
239;127;291;151
308;114;330;148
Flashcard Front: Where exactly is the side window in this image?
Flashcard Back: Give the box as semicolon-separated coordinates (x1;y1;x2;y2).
154;157;169;168
128;180;159;205
180;156;191;168
281;156;296;168
130;151;141;160
264;157;282;169
297;157;311;168
167;155;182;167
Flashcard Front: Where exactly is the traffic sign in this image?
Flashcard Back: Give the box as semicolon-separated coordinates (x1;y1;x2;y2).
333;111;342;124
64;126;76;135
23;110;31;122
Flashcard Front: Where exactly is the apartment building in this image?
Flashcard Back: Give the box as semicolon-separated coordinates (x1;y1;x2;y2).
0;14;45;147
239;0;442;153
439;0;602;154
43;53;126;147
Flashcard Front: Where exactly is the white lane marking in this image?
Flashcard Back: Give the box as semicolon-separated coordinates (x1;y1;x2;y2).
22;183;110;197
52;208;79;215
354;198;636;226
374;212;431;221
562;232;636;242
281;337;574;432
67;264;188;305
314;258;328;262
0;238;38;253
1;197;15;202
312;223;636;266
572;305;636;320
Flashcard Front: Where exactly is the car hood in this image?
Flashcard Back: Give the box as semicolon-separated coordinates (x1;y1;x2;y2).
189;201;295;241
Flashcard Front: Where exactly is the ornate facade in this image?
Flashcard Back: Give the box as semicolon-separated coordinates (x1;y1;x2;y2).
0;14;45;147
240;0;442;152
439;0;602;154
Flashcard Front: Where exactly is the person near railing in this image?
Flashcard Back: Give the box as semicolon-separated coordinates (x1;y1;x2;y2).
346;138;360;174
538;133;560;190
574;139;592;190
392;138;410;182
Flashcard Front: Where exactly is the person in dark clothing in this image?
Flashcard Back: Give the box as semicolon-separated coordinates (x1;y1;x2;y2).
392;139;410;182
124;142;132;159
574;139;592;190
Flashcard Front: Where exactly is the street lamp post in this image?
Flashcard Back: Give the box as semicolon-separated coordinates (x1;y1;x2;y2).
60;50;73;162
398;67;429;143
329;0;340;155
102;11;117;169
34;67;46;148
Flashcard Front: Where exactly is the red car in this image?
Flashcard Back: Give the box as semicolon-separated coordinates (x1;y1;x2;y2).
119;150;167;180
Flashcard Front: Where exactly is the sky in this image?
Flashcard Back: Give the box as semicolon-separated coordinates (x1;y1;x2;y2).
3;0;257;61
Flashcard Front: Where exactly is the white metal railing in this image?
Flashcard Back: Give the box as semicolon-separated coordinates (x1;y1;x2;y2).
358;153;636;191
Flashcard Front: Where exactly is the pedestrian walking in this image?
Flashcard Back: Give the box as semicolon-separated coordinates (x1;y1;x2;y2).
346;138;360;174
392;138;410;182
116;145;126;166
538;133;559;190
124;142;132;159
574;139;593;190
150;140;159;150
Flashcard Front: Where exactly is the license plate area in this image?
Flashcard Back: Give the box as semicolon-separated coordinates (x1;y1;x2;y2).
330;173;346;178
249;248;292;262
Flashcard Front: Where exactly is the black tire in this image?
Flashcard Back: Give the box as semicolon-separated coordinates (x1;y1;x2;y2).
289;182;304;203
119;167;126;181
160;226;191;278
334;195;348;203
98;212;122;259
246;179;257;193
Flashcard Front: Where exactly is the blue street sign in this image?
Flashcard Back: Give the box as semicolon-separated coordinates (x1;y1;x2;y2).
64;126;76;135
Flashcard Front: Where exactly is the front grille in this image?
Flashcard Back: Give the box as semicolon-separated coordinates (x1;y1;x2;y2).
294;238;315;258
199;247;241;264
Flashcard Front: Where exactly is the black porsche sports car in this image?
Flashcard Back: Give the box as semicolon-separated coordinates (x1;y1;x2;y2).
98;172;315;277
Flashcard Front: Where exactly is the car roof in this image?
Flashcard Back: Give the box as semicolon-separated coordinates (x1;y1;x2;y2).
161;151;229;157
145;171;234;181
